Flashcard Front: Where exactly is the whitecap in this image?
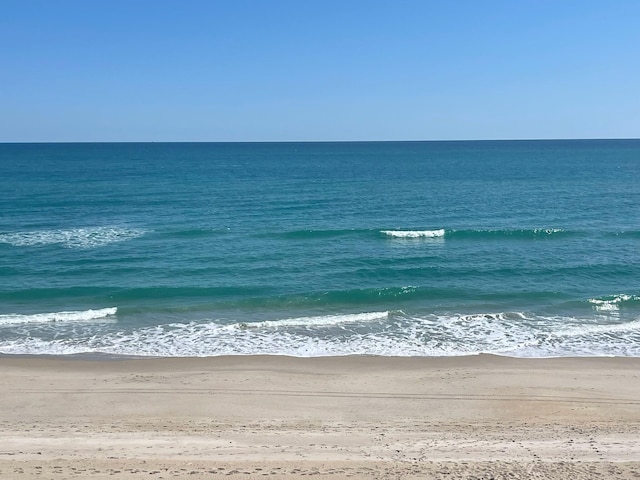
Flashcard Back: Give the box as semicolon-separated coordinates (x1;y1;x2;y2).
0;307;118;326
381;229;445;238
588;294;638;312
532;228;565;235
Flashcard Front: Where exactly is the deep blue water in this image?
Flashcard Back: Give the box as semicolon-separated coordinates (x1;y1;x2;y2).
1;140;639;356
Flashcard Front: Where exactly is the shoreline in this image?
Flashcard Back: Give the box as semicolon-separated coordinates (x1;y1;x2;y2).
2;355;640;478
3;350;640;360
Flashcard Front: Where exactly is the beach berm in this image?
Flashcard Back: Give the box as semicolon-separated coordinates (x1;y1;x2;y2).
1;354;639;479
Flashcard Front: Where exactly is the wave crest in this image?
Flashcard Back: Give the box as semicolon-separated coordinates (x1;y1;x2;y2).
380;228;572;240
0;307;117;326
381;229;445;238
588;294;640;312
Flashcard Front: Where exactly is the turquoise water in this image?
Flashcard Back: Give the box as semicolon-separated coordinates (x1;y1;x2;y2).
1;140;639;357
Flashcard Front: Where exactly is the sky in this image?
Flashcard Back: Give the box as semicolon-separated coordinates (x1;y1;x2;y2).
1;0;639;142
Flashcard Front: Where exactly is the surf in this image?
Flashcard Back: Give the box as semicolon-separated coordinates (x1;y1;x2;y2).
0;307;118;326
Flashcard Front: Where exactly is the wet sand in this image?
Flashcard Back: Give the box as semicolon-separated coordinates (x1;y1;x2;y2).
1;354;640;479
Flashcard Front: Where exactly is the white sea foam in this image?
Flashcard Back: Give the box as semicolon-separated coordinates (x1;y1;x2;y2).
3;310;640;358
556;318;640;337
0;307;117;326
0;227;145;249
588;294;638;312
381;229;445;238
518;318;640;357
532;228;565;235
237;311;389;329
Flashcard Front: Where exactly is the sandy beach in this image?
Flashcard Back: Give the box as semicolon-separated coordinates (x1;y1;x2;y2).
1;354;639;479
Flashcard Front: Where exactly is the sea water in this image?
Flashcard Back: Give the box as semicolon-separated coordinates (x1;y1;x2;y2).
1;140;639;357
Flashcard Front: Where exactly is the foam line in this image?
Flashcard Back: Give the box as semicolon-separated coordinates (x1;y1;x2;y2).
238;311;390;329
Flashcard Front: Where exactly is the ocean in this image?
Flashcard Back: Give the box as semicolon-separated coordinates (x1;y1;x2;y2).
1;140;639;357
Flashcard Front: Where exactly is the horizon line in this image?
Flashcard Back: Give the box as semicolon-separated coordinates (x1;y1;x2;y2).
1;137;639;145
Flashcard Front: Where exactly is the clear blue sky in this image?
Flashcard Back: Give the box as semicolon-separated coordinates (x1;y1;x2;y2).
1;0;638;142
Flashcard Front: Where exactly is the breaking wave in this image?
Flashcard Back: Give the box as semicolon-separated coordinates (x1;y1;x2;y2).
271;228;594;242
381;229;445;238
0;307;118;326
3;309;640;357
588;294;640;312
380;228;572;240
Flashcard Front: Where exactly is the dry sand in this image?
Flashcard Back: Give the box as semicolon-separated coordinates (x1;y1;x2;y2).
1;354;640;479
